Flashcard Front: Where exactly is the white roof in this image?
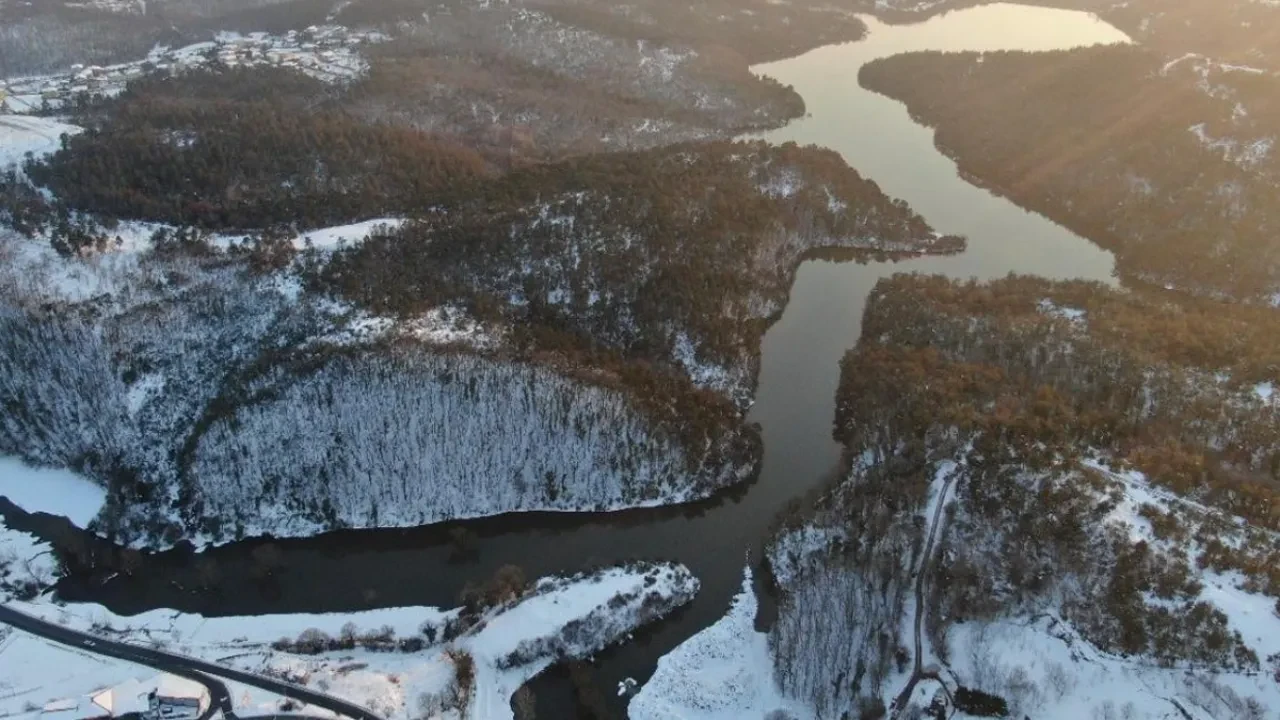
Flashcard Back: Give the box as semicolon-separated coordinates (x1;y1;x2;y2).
157;675;206;701
39;696;112;720
90;689;114;715
91;678;156;716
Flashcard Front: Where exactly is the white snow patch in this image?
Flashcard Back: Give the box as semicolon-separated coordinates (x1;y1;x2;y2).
1037;298;1087;326
670;331;742;397
0;456;105;526
1254;381;1274;402
0;115;83;172
294;218;404;250
1188;123;1274;169
758;169;802;198
629;566;811;720
946;616;1280;720
125;373;165;418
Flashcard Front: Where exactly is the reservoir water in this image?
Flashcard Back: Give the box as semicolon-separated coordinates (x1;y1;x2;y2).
39;4;1130;716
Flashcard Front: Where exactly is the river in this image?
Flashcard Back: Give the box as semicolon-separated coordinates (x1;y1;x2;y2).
38;4;1129;717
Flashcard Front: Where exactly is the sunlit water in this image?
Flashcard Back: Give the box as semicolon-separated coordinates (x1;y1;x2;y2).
39;5;1130;716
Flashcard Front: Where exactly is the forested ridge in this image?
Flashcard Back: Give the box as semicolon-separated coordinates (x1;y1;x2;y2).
0;126;959;545
768;275;1280;717
860;45;1280;303
0;236;758;545
317;140;958;406
23;70;490;230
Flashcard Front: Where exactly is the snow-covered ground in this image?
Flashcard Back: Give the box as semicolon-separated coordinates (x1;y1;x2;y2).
0;456;105;600
944;615;1279;720
0;115;83;173
0;456;105;527
629;567;809;720
1084;458;1280;657
1;563;697;720
915;457;1280;719
0;214;404;307
0;627;166;719
293;218;404;250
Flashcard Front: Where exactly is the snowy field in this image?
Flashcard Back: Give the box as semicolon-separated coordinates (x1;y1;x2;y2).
943;615;1279;720
629;567;809;720
0;115;83;173
1;563;697;720
0;456;105;527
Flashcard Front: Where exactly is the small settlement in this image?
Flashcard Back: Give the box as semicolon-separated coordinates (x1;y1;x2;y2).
0;25;386;113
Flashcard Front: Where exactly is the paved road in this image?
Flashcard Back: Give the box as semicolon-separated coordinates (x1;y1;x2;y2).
0;605;382;720
889;469;957;717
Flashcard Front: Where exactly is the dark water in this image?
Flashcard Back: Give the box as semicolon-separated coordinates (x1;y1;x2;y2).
33;4;1129;717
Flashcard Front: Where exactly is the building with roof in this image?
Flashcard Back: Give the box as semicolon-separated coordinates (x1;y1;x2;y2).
36;675;207;720
147;675;208;720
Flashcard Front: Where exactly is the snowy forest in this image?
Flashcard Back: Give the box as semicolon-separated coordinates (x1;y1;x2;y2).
0;133;957;546
318;141;957;407
0;235;753;545
767;274;1280;717
187;349;754;539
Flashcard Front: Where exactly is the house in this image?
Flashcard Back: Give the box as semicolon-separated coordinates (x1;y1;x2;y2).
146;675;209;720
90;678;153;718
38;674;208;720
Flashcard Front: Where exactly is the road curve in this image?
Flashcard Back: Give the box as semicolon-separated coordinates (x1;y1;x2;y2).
0;605;383;720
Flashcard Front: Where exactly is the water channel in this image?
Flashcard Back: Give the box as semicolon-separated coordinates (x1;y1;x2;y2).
35;4;1130;717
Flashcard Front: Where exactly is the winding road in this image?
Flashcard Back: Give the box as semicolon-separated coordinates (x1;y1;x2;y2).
0;605;383;720
889;467;957;717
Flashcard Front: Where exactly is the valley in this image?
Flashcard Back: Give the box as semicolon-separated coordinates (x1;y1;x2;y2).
1;2;1278;720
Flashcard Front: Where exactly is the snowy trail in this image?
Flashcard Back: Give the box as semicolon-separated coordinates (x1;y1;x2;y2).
889;463;957;716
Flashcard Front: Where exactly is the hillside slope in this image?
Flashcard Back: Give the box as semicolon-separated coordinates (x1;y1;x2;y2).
767;275;1280;718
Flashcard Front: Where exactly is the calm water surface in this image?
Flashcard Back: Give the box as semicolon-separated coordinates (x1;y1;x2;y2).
41;4;1129;716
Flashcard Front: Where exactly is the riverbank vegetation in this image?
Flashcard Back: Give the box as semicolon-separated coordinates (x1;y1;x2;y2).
860;45;1280;303
769;274;1280;716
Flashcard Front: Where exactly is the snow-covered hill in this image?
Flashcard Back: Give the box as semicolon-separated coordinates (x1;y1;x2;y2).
744;275;1280;719
187;350;754;541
